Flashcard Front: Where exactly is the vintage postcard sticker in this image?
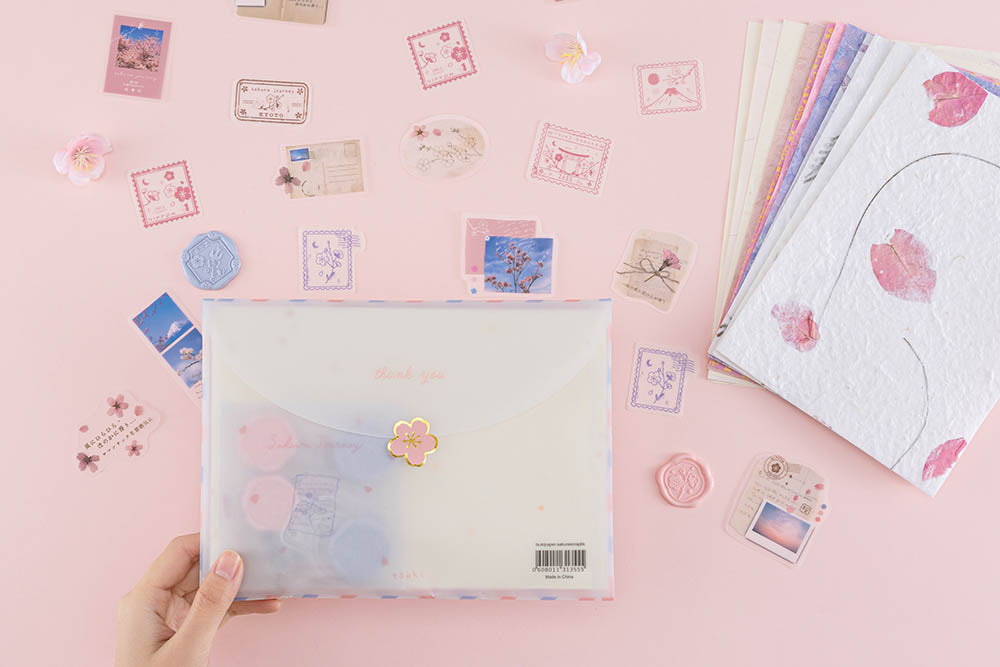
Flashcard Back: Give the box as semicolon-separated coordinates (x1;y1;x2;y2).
130;160;200;228
300;228;365;291
482;236;554;295
236;0;329;24
283;140;365;199
75;392;161;476
612;228;696;313
407;20;478;90
401;115;488;181
628;345;695;415
235;79;309;124
634;60;705;115
527;122;612;196
727;454;829;567
131;292;203;401
104;15;171;100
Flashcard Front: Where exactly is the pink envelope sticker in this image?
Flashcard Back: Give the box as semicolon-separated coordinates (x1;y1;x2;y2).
103;15;171;100
75;392;161;476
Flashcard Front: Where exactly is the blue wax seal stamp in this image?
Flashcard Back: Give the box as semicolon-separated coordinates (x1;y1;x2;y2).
180;231;241;290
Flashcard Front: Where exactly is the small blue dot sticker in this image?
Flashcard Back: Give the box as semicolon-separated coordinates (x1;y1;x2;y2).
471;288;477;294
821;504;827;510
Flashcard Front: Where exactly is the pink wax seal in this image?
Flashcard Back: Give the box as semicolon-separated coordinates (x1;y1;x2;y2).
242;476;295;531
655;453;712;508
238;415;297;472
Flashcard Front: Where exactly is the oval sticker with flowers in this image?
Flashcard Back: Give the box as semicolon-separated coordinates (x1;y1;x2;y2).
387;418;439;467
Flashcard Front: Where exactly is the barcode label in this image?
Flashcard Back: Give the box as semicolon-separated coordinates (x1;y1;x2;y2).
534;549;587;569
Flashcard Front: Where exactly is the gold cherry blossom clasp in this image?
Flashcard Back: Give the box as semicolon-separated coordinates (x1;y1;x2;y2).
387;418;438;467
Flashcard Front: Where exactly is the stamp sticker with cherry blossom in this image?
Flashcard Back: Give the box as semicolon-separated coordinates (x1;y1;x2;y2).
129;160;200;228
407;20;478;90
627;344;695;415
75;391;162;477
526;122;612;196
234;79;309;124
634;60;705;115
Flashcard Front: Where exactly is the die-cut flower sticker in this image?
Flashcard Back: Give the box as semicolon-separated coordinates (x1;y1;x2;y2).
870;229;936;303
388;418;438;467
544;32;601;84
771;302;819;352
106;394;129;418
922;438;967;480
77;452;100;473
53;133;112;185
127;441;143;457
923;72;987;127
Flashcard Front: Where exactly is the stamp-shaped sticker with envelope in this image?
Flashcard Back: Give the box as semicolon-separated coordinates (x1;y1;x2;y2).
130;160;200;228
634;60;705;115
628;345;695;415
407;20;478;90
235;79;309;124
527;122;612;196
283;140;365;199
612;228;696;313
727;454;828;566
300;229;365;291
75;392;161;476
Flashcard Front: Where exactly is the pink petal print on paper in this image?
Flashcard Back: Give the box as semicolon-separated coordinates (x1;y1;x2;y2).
923;72;987;127
870;229;937;303
771;302;820;352
922;438;967;480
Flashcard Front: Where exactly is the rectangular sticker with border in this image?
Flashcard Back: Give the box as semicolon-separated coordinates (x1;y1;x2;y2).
235;79;309;124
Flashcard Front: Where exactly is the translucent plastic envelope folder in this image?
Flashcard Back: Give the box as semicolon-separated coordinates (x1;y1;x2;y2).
201;299;614;600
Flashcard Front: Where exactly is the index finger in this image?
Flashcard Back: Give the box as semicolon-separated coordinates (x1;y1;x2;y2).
139;533;201;591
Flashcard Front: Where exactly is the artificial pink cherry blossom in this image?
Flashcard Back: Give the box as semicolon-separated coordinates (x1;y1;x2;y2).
53;133;112;185
544;32;601;84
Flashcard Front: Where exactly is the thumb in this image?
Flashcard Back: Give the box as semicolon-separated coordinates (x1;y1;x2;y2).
173;550;243;662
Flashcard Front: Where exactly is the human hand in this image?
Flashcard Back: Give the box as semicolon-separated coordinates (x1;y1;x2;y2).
115;534;281;667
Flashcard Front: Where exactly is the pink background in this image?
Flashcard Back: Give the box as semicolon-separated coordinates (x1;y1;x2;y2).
4;1;999;665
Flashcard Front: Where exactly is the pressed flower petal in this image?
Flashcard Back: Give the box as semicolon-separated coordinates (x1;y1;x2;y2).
545;33;576;62
290;177;301;186
284;182;293;194
578;52;602;76
279;167;290;177
275;175;286;186
561;61;586;84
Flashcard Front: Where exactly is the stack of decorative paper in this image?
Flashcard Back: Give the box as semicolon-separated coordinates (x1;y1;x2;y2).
710;21;1000;495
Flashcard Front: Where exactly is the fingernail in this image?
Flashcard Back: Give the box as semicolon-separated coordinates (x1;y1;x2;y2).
213;550;241;581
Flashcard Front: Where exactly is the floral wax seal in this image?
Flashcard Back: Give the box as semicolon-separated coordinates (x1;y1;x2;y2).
242;476;295;531
387;418;438;467
656;453;711;507
180;231;241;290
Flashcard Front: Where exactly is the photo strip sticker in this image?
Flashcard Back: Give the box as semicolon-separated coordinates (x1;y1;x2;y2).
282;139;366;199
103;15;172;100
482;236;555;296
74;392;161;477
461;215;539;294
725;453;829;567
299;228;365;291
612;228;696;313
130;292;203;402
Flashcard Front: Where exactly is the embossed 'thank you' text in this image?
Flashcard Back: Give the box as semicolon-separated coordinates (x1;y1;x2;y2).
374;366;446;385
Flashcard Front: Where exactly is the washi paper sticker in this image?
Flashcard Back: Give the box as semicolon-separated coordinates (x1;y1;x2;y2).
234;79;309;124
627;345;695;414
103;15;171;99
400;115;488;181
482;236;554;295
726;453;828;567
527;122;612;196
634;60;705;115
130;292;203;402
612;228;696;313
407;20;478;90
75;392;161;476
300;228;365;291
283;140;365;199
130;160;200;228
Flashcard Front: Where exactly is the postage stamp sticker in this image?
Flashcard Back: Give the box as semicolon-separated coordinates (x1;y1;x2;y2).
627;345;696;414
526;122;612;196
300;228;364;291
407;20;478;90
634;60;705;115
234;79;309;124
129;160;199;228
